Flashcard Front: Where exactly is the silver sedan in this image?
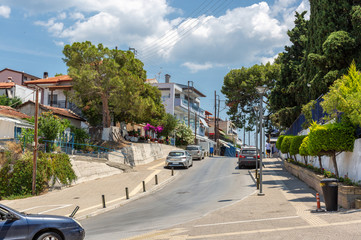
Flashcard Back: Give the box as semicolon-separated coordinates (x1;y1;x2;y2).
165;150;193;169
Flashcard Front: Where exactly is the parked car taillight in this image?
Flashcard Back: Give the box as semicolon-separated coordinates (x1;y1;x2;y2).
253;155;260;159
239;155;246;158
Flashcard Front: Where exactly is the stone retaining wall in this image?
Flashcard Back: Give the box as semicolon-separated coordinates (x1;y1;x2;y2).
284;160;361;209
109;143;180;166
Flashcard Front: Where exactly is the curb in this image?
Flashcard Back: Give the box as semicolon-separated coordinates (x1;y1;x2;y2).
76;170;180;220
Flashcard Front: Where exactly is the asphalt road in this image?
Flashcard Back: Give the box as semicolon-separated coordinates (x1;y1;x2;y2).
81;156;255;239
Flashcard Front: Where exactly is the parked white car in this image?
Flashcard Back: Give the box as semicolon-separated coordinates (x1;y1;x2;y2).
186;145;204;160
165;150;193;169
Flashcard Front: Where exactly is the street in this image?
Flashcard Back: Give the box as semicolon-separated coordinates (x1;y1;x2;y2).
81;156;255;239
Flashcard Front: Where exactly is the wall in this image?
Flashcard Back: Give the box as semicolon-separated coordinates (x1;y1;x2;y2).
0;120;15;138
284;160;361;209
0;70;22;85
109;143;181;166
291;138;361;183
15;85;39;102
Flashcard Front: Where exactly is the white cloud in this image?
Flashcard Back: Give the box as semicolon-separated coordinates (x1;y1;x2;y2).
35;18;64;36
4;0;309;73
182;62;213;73
54;40;65;47
0;5;10;18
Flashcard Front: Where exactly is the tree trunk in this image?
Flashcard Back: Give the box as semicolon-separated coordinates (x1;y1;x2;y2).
304;156;308;165
101;93;111;128
318;155;323;174
331;152;339;178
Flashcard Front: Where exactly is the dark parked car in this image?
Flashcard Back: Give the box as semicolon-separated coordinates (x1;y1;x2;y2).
0;204;85;240
238;146;260;168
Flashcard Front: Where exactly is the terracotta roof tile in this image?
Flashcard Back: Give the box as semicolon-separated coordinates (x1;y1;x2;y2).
0;105;31;119
42;104;84;120
0;82;15;89
24;75;72;85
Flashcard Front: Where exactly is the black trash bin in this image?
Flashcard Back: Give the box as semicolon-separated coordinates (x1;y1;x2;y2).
320;178;338;211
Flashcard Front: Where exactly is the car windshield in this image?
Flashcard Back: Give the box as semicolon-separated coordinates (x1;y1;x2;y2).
169;152;185;156
186;147;198;150
242;150;257;154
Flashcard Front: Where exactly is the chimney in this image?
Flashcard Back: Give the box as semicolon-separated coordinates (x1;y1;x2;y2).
43;72;48;79
7;77;13;83
165;74;171;83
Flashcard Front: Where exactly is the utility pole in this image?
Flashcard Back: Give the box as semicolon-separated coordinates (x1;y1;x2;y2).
243;126;246;146
214;91;217;154
217;96;220;155
194;112;197;144
188;81;193;128
32;87;39;195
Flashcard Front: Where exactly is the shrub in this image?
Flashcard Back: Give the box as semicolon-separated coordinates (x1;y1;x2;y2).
289;135;307;156
308;121;355;177
276;135;285;150
299;136;310;156
0;152;77;197
280;136;294;154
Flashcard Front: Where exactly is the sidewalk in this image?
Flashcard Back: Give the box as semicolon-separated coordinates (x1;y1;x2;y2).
1;157;177;220
127;157;361;240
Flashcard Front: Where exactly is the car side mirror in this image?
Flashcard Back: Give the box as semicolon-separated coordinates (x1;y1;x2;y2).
5;213;18;221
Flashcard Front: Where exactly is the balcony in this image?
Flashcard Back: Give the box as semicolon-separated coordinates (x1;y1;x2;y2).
175;98;205;118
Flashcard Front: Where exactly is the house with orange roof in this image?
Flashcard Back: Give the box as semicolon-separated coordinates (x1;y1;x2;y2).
0;81;40;103
17;101;87;128
0;105;33;139
23;74;73;109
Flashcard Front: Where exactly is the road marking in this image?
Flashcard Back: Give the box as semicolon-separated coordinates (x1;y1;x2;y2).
21;204;72;213
184;218;361;239
194;215;300;228
148;160;166;170
129;169;161;196
76;169;162;215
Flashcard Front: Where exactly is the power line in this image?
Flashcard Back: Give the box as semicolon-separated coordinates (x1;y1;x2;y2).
139;0;234;68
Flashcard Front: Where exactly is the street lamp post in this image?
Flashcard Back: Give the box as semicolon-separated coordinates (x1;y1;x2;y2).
253;105;259;189
256;85;267;196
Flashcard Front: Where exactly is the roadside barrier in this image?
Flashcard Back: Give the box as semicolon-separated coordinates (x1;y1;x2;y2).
102;195;106;208
125;187;129;199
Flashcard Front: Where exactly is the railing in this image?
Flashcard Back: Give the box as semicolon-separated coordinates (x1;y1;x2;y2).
285;96;326;136
175;98;205;117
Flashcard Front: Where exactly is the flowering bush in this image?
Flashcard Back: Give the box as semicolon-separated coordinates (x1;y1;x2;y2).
144;124;163;133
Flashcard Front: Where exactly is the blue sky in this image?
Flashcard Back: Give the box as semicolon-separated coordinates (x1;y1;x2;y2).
0;0;309;142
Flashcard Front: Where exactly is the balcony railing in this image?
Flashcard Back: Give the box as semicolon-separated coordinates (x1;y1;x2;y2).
175;98;205;118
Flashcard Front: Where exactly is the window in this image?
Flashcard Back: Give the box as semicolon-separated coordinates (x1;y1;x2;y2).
48;94;58;105
175;94;180;98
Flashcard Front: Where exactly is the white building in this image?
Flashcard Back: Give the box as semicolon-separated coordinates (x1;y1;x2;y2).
148;75;215;149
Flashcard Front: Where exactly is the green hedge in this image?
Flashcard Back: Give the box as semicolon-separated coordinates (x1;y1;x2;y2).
299;136;310;156
289;135;307;156
308;122;355;156
276;135;285;150
0;152;76;197
280;136;294;154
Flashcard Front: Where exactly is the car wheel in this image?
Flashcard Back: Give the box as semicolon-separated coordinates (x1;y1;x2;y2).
36;232;63;240
238;164;244;169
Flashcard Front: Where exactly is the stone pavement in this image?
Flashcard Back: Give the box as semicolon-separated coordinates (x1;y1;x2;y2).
1;157;178;220
126;157;361;240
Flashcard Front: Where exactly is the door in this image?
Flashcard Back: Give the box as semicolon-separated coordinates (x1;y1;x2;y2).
0;208;28;240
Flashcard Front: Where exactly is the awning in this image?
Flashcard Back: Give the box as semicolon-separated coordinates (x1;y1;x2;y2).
199;117;209;128
0;116;34;129
196;135;216;144
218;139;230;148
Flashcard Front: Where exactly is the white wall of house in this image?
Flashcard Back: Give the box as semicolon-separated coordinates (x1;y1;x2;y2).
0;119;15;139
43;89;67;106
15;85;41;102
